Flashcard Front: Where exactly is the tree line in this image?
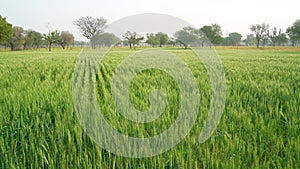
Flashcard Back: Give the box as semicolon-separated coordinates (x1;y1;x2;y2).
74;16;300;49
0;15;84;51
1;15;300;51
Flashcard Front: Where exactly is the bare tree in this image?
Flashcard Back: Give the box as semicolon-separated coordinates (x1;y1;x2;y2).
250;24;269;48
74;16;107;49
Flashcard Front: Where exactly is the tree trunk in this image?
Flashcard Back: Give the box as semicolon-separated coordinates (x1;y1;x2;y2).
129;43;132;49
61;43;65;49
256;39;260;48
10;43;14;51
49;43;52;51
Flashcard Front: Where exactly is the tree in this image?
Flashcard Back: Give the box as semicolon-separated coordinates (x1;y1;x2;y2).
43;31;60;51
286;19;300;46
31;31;43;48
122;31;144;49
228;32;242;47
200;24;223;46
250;23;269;48
23;30;43;49
93;33;120;47
174;26;198;49
146;33;160;47
58;31;75;49
167;37;177;47
0;15;13;44
8;26;25;51
155;32;169;47
74;16;107;49
267;27;283;46
243;34;256;46
277;33;288;46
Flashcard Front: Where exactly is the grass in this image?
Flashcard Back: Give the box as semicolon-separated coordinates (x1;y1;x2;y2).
0;47;299;168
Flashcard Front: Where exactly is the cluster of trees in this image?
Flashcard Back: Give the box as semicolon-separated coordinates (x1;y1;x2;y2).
174;24;223;49
0;15;76;51
145;32;169;47
226;21;300;48
74;16;300;49
2;15;300;51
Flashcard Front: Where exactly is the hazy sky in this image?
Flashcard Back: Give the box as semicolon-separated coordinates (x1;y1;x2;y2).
1;0;299;41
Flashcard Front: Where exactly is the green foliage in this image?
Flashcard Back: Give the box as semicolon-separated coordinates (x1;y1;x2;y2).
250;23;269;48
8;26;25;51
123;31;144;49
243;34;256;46
93;33;120;47
226;32;242;47
286;19;300;46
0;48;299;168
174;26;198;49
58;31;75;49
0;15;13;44
277;33;288;45
200;24;223;46
146;33;160;47
43;31;60;51
155;32;169;47
267;27;285;46
23;30;43;49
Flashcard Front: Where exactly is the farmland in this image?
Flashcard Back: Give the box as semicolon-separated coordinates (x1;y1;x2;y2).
0;47;299;168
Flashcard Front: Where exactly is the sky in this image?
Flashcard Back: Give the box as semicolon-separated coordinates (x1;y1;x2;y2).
1;0;299;41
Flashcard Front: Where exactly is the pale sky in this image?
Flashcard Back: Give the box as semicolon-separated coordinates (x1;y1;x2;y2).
1;0;299;41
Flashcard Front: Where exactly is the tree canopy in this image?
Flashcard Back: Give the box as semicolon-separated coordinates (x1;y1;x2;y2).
0;15;13;44
174;27;198;49
43;31;60;51
286;19;300;46
74;16;107;49
94;33;120;47
250;23;269;48
200;24;223;46
123;31;144;49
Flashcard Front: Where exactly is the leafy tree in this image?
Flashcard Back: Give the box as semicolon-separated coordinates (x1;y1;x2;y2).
23;30;43;49
267;27;283;46
155;32;169;47
200;24;223;46
93;33;120;47
43;31;60;51
146;33;160;47
243;34;256;46
222;37;231;46
174;26;198;49
122;31;144;49
58;31;75;49
228;32;242;47
277;33;288;46
8;26;25;51
32;31;43;48
250;23;269;48
167;37;177;47
74;41;87;48
286;19;300;46
74;16;107;49
0;15;13;44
